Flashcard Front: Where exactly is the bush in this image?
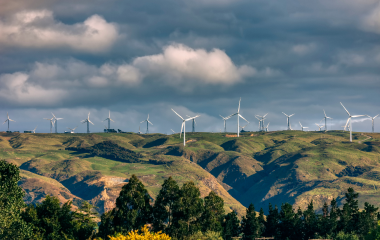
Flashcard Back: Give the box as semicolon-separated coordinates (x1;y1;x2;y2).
335;231;360;240
183;231;223;240
108;225;171;240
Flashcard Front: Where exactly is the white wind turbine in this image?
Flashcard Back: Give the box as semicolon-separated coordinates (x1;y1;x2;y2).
3;112;15;131
138;126;142;134
340;102;365;142
366;114;379;133
104;111;114;130
240;123;250;132
44;116;55;133
282;112;295;130
299;122;308;131
228;98;249;137
51;113;63;133
26;126;38;133
220;115;231;133
255;116;261;131
140;114;153;134
81;112;94;133
256;113;268;131
315;123;323;131
67;126;77;133
171;109;200;146
265;122;270;132
321;109;333;131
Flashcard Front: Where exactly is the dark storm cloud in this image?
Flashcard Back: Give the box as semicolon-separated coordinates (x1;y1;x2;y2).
0;0;380;133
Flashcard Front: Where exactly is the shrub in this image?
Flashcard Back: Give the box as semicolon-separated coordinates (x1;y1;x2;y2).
109;225;171;240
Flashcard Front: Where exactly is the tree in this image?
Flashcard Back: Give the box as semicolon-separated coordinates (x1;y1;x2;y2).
241;203;260;240
358;202;379;237
264;203;279;238
277;203;297;240
153;176;180;234
0;160;32;240
113;175;153;234
339;188;359;233
222;211;240;240
199;191;225;233
172;181;204;238
98;209;116;240
258;208;266;236
303;200;318;239
72;201;98;239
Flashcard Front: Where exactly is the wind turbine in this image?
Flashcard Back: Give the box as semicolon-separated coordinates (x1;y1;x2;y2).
340;102;365;142
44;117;55;133
265;122;270;132
315;123;323;131
3;112;15;131
67;126;77;133
282;112;295;130
255;116;261;131
219;115;231;133
138;126;142;134
299;122;308;131
51;113;63;133
186;115;197;133
240;123;250;132
321;110;332;131
26;126;38;133
228;98;249;137
366;115;379;133
171;109;200;146
81;112;94;133
104;111;114;130
140;114;153;134
256;113;268;131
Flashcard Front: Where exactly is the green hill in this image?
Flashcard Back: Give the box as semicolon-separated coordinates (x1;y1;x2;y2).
1;130;380;216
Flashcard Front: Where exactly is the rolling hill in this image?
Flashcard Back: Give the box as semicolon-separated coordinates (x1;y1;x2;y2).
2;130;380;217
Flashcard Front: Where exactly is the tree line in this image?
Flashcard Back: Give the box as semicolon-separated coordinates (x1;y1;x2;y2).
1;159;380;240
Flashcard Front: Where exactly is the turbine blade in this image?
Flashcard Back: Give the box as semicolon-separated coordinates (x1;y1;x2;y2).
323;109;327;117
180;122;184;138
374;114;379;119
148;120;153;125
110;119;114;122
140;120;146;123
352;115;365;118
89;120;94;125
239;114;249;123
340;102;350;116
345;118;350;129
171;108;184;120
219;115;225;119
289;114;295;117
238;98;241;113
263;113;268;118
282;112;288;117
299;121;302;127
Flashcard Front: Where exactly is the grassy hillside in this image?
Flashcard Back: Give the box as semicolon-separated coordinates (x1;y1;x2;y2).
2;130;380;216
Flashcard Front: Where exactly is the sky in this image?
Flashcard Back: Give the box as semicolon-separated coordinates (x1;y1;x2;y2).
0;0;379;134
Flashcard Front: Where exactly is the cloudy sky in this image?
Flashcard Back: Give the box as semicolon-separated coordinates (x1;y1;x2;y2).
0;0;379;133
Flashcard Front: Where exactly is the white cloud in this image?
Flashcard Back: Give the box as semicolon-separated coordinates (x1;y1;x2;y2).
292;43;316;55
362;3;380;34
0;10;119;52
133;43;256;85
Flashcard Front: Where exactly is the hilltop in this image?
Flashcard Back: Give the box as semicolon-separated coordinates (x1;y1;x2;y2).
1;130;380;216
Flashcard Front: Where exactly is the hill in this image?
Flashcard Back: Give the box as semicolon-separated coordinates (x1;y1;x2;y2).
1;130;380;216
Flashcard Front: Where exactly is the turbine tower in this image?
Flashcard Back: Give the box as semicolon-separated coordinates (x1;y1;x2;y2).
67;126;77;133
51;113;63;133
366;115;379;133
282;112;295;130
321;109;332;131
265;122;270;132
171;109;200;146
186;115;197;133
341;102;365;142
299;122;308;131
138;126;142;134
315;123;323;131
81;112;94;133
229;98;249;137
140;114;153;134
104;111;114;130
219;115;231;133
3;112;15;131
44;117;55;133
255;116;261;131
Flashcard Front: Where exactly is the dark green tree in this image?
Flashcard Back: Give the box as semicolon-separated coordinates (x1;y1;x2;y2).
258;208;266;235
72;201;98;239
329;198;339;236
241;203;260;240
97;209;116;240
357;202;378;237
277;203;297;240
199;191;225;233
264;203;279;237
318;202;331;238
153;176;180;234
113;174;153;234
339;188;359;233
222;211;240;240
0;160;32;240
303;200;318;240
172;181;204;238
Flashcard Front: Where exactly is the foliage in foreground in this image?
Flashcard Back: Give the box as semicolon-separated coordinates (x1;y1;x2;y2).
108;225;171;240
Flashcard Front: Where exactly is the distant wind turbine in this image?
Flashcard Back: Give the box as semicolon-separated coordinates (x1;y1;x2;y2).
240;123;249;132
219;115;231;132
138;126;142;134
186;115;197;133
104;111;114;130
265;122;270;132
321;109;332;131
366;115;379;133
44;116;55;133
315;123;323;131
256;113;268;131
26;126;38;133
67;126;77;133
228;98;249;137
3;112;15;131
282;112;295;130
81;112;94;133
51;113;63;133
140;114;153;134
172;109;200;146
340;102;365;142
299;122;308;131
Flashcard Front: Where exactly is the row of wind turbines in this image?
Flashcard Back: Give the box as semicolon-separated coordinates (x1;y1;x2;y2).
2;100;378;145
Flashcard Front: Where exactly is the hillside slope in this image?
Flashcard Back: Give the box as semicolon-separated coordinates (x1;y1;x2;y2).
1;130;380;215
